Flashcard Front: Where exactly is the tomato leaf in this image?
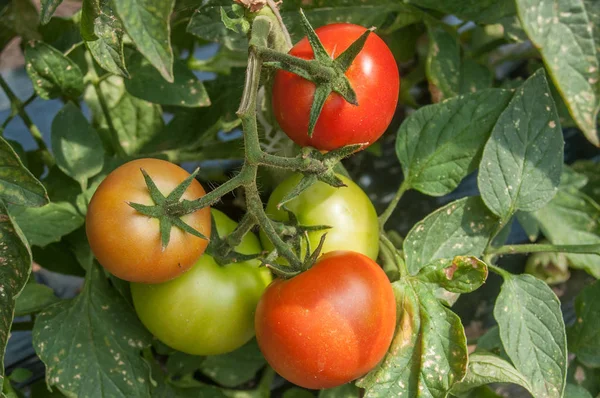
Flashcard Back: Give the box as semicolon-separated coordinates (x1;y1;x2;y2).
396;89;512;196
112;0;175;82
0;136;48;207
14;281;60;317
51;102;105;189
124;52;210;108
571;160;600;205
319;383;360;398
532;186;600;279
357;279;468;397
80;0;100;41
567;281;600;368
199;339;266;388
406;0;514;23
564;384;594;398
459;59;493;95
0;201;32;391
84;76;164;155
40;0;64;24
516;0;600;146
403;197;499;275
416;256;488;293
85;0;129;77
32;263;153;397
24;41;84;100
515;211;540;242
478;69;564;220
187;1;248;51
8;202;84;248
494;274;567;398
450;352;533;396
426;26;460;101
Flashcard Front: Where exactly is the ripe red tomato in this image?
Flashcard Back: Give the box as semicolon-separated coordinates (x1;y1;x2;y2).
272;23;400;151
86;158;211;284
255;251;396;389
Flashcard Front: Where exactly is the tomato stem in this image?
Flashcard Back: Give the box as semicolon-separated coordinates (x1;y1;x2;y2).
379;179;410;230
487;243;600;256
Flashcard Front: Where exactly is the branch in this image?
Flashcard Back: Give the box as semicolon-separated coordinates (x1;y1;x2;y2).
487;243;600;256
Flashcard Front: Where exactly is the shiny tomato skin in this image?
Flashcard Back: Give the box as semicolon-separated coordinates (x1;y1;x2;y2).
131;209;272;355
86;158;210;284
260;173;379;261
272;23;400;151
255;251;396;389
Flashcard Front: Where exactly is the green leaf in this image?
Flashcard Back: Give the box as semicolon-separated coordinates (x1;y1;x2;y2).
283;389;314;398
567;361;600;397
8;368;32;384
282;1;408;40
86;0;128;77
14;281;59;317
459;59;493;94
33;263;153;397
7;202;83;247
417;256;488;293
494;274;567;398
568;281;600;368
565;384;594;398
80;0;100;41
51;102;105;188
358;279;468;397
85;76;164;155
1;0;41;49
40;0;64;24
24;41;84;100
32;242;85;277
533;188;600;279
124;52;210;107
478;69;563;220
406;0;515;23
0;201;32;390
450;352;533;396
396;89;513;196
0;136;48;207
426;26;460;101
403;196;499;275
112;0;175;82
476;326;509;361
572;160;600;205
187;1;247;51
560;166;589;190
39;14;81;53
516;211;540;242
516;0;600;146
200;339;266;388
319;383;360;398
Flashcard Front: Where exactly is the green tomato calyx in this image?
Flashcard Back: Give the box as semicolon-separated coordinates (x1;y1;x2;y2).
127;167;208;250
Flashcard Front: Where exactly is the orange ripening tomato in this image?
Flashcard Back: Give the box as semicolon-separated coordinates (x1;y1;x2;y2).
86;158;210;283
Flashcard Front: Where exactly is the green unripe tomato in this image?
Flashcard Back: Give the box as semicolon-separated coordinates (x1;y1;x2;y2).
131;209;271;356
260;173;379;261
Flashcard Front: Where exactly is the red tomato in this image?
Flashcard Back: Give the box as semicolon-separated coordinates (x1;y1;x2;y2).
272;23;400;151
255;251;396;389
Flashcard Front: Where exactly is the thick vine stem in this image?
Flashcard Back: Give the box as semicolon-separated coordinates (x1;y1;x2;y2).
0;75;54;167
486;243;600;256
380;232;408;278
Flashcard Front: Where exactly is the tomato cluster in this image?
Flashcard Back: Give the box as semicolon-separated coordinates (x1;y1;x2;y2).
85;21;399;390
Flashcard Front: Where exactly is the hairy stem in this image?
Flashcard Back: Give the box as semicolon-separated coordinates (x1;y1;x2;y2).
487;243;600;256
0;75;54;167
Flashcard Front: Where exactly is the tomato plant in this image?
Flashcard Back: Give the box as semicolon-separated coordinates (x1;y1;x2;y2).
131;209;271;355
255;251;396;389
2;0;600;397
86;158;211;284
260;173;379;261
271;23;400;151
